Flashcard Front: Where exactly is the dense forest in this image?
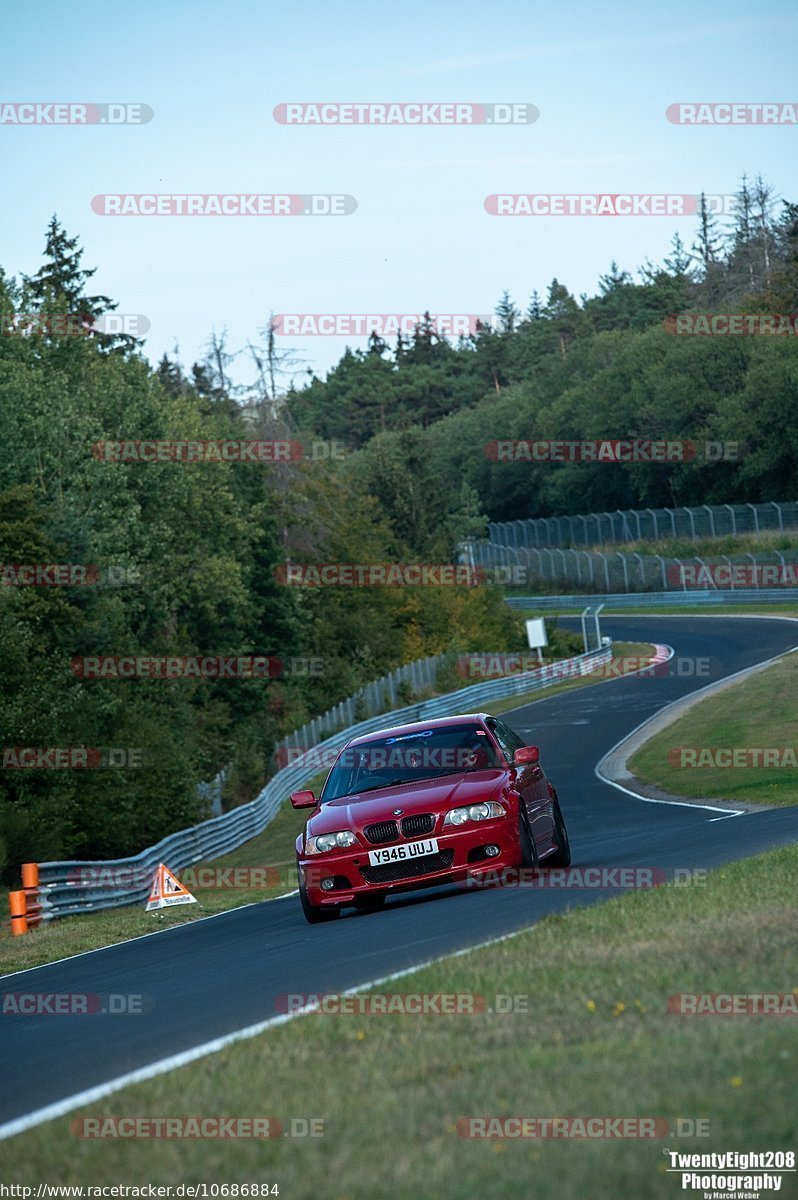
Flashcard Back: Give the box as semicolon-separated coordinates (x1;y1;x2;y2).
287;179;798;523
1;175;796;873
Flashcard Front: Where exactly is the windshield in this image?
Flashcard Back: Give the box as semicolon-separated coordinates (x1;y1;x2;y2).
320;723;501;802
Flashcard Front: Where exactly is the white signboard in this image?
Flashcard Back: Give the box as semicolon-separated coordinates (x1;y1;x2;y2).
525;618;548;650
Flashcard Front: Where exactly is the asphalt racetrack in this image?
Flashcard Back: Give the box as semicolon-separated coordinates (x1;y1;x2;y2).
2;615;797;1134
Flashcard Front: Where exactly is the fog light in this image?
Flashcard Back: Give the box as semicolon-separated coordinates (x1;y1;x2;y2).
485;845;500;857
320;878;335;891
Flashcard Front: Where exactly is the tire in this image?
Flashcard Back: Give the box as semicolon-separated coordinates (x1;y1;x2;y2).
297;867;341;924
546;799;572;868
518;805;539;870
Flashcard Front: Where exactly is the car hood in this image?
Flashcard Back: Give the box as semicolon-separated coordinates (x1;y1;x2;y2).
308;769;509;834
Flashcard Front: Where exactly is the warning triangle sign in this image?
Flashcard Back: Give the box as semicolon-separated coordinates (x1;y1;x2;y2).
145;863;198;911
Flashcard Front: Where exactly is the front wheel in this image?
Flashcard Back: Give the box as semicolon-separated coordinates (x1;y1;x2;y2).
546;799;572;868
518;805;539;870
298;866;341;924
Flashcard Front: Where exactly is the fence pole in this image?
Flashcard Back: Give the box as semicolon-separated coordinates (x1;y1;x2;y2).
617;553;629;591
725;504;737;536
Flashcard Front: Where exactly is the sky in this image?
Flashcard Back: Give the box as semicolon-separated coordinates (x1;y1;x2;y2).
2;0;797;388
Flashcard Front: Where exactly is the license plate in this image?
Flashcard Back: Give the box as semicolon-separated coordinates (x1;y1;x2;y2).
368;838;438;866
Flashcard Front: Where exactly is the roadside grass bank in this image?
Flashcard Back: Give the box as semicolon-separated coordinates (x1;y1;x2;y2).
3;845;796;1199
583;531;798;558
518;603;798;619
628;652;798;808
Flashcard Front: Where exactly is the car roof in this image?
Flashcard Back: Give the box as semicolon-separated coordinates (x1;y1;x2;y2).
346;714;492;748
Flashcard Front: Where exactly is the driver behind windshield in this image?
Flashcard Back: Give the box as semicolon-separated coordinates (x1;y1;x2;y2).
321;724;500;802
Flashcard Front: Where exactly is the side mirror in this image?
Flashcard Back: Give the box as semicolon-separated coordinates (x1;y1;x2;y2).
290;789;317;809
514;745;540;766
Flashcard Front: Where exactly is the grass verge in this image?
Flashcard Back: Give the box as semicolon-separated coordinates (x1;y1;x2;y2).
0;643;652;975
3;844;796;1199
628;651;798;807
517;603;798;619
602;604;798;618
0;790;313;975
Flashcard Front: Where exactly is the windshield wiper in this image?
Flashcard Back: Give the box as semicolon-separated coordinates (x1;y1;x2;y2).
355;778;410;794
350;769;475;796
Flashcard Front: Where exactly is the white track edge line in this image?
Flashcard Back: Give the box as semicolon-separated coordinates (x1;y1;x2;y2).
0;924;532;1141
593;641;798;816
0;889;298;982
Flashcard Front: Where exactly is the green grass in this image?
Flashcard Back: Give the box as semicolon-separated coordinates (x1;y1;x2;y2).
586;530;798;558
519;604;798;619
601;604;798;618
629;652;798;806
3;844;796;1199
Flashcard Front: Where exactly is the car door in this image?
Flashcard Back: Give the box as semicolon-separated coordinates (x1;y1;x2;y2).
485;717;553;853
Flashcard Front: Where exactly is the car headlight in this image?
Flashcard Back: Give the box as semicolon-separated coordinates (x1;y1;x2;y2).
443;801;505;827
306;829;358;855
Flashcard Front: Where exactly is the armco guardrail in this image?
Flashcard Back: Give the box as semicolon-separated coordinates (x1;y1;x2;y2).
488;501;798;550
505;590;797;610
276;653;446;767
31;645;611;922
467;538;798;594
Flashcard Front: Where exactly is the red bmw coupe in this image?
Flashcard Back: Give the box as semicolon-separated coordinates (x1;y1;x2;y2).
291;712;571;923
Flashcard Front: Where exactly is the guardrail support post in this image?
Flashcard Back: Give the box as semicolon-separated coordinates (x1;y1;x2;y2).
7;865;41;934
9;890;28;936
22;862;39;890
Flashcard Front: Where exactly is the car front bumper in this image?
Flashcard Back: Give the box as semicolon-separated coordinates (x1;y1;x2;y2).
298;817;521;908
